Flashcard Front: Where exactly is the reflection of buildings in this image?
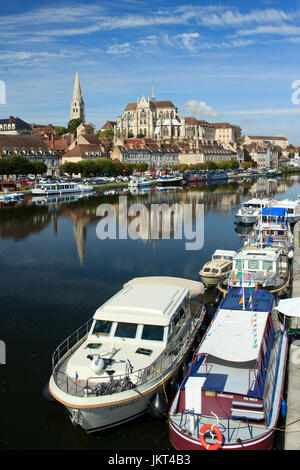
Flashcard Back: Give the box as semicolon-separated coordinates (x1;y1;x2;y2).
0;204;51;241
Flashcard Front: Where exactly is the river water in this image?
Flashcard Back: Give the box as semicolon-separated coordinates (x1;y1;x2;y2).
0;175;299;451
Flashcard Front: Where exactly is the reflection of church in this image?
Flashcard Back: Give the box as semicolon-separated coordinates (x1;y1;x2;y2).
115;86;215;141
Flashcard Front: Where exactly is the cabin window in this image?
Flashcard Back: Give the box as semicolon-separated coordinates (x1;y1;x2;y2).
248;260;259;270
114;322;137;339
141;325;164;341
263;261;273;271
235;260;243;270
278;230;284;236
211;268;219;273
92;320;112;336
203;268;211;272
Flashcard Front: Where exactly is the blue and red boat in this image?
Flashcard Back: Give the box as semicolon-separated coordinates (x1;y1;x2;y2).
168;287;288;450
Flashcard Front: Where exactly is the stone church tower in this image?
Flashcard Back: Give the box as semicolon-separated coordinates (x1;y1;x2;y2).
70;72;85;122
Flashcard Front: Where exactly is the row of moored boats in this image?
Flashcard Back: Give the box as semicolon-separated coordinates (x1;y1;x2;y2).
47;195;300;451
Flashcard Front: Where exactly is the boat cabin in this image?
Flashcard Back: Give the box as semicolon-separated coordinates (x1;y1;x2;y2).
64;278;204;385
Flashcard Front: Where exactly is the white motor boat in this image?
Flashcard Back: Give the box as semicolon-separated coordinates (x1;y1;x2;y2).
128;177;153;189
235;198;273;225
49;276;206;433
156;175;183;187
199;250;237;287
32;182;93;195
272;199;300;225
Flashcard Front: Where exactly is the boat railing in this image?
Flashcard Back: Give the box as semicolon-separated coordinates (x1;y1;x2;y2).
177;410;259;444
52;318;93;370
52;304;205;397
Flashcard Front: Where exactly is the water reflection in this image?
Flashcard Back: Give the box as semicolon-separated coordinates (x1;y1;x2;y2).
0;176;296;267
0;175;299;451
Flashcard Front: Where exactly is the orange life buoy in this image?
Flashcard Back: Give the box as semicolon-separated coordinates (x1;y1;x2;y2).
199;424;223;450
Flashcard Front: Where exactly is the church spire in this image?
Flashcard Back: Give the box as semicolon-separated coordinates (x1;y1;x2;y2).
70;72;85;122
151;82;155;101
72;72;82;100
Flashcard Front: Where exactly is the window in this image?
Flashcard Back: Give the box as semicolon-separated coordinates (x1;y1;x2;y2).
141;325;164;341
248;260;259;270
92;320;112;336
235;260;243;271
263;261;273;271
114;322;137;339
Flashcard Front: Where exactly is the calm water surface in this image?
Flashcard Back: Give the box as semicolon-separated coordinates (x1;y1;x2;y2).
1;176;299;450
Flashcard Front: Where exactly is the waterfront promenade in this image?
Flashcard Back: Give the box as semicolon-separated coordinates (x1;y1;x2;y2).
284;221;300;450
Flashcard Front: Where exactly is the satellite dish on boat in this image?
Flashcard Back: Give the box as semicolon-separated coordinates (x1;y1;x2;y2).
90;356;104;374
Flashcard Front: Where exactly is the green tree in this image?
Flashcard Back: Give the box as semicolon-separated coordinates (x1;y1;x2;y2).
68;118;83;136
54;126;68;136
97;129;114;141
31;161;47;175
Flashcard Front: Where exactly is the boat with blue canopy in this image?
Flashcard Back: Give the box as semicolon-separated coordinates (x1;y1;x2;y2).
169;287;289;450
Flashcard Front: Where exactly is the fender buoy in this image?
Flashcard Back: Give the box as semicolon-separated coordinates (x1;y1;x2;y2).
199;424;223;450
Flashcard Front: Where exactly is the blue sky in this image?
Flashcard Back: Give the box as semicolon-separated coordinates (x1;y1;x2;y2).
1;0;300;143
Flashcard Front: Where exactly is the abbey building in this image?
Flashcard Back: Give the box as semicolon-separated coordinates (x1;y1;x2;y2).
115;90;216;142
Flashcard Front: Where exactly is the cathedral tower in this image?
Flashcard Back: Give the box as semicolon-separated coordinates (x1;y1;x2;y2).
70;72;85;122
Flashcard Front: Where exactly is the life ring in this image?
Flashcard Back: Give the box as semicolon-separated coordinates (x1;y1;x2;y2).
199;424;223;450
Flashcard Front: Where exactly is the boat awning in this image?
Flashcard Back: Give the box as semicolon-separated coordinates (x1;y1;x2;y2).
124;276;205;297
276;297;300;317
197;308;269;362
262;207;287;217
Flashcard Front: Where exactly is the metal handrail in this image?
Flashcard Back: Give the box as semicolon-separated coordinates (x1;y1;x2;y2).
52;304;205;397
177;409;259;444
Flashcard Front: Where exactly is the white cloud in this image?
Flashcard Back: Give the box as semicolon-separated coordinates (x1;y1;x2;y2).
174;33;200;51
235;25;300;37
184;100;222;118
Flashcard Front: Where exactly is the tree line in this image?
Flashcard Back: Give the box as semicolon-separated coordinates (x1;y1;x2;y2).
0;155;47;177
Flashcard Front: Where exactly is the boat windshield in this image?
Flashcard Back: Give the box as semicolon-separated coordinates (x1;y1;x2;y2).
114;322;137;339
92;320;112;336
141;324;164;341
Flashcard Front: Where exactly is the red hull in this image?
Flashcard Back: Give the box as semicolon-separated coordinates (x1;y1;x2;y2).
169;423;274;450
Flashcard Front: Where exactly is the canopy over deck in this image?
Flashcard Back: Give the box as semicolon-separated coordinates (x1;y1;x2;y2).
124;276;205;297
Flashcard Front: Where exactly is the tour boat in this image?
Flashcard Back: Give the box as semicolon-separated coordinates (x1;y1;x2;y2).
128;177;153;189
235;198;273;225
245;207;294;259
156;175;183;186
32;182;93;195
199;250;237;287
218;246;290;297
169;287;289;450
49;276;206;433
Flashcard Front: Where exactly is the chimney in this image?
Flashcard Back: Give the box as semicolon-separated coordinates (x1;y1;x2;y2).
9;116;13;124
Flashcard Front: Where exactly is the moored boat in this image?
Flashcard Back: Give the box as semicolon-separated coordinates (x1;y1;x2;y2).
128;177;153;189
168;287;289;450
218;246;290;297
245;207;294;259
199;250;237;287
156;175;183;186
49;276;206;433
32;182;93;195
235;198;273;225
